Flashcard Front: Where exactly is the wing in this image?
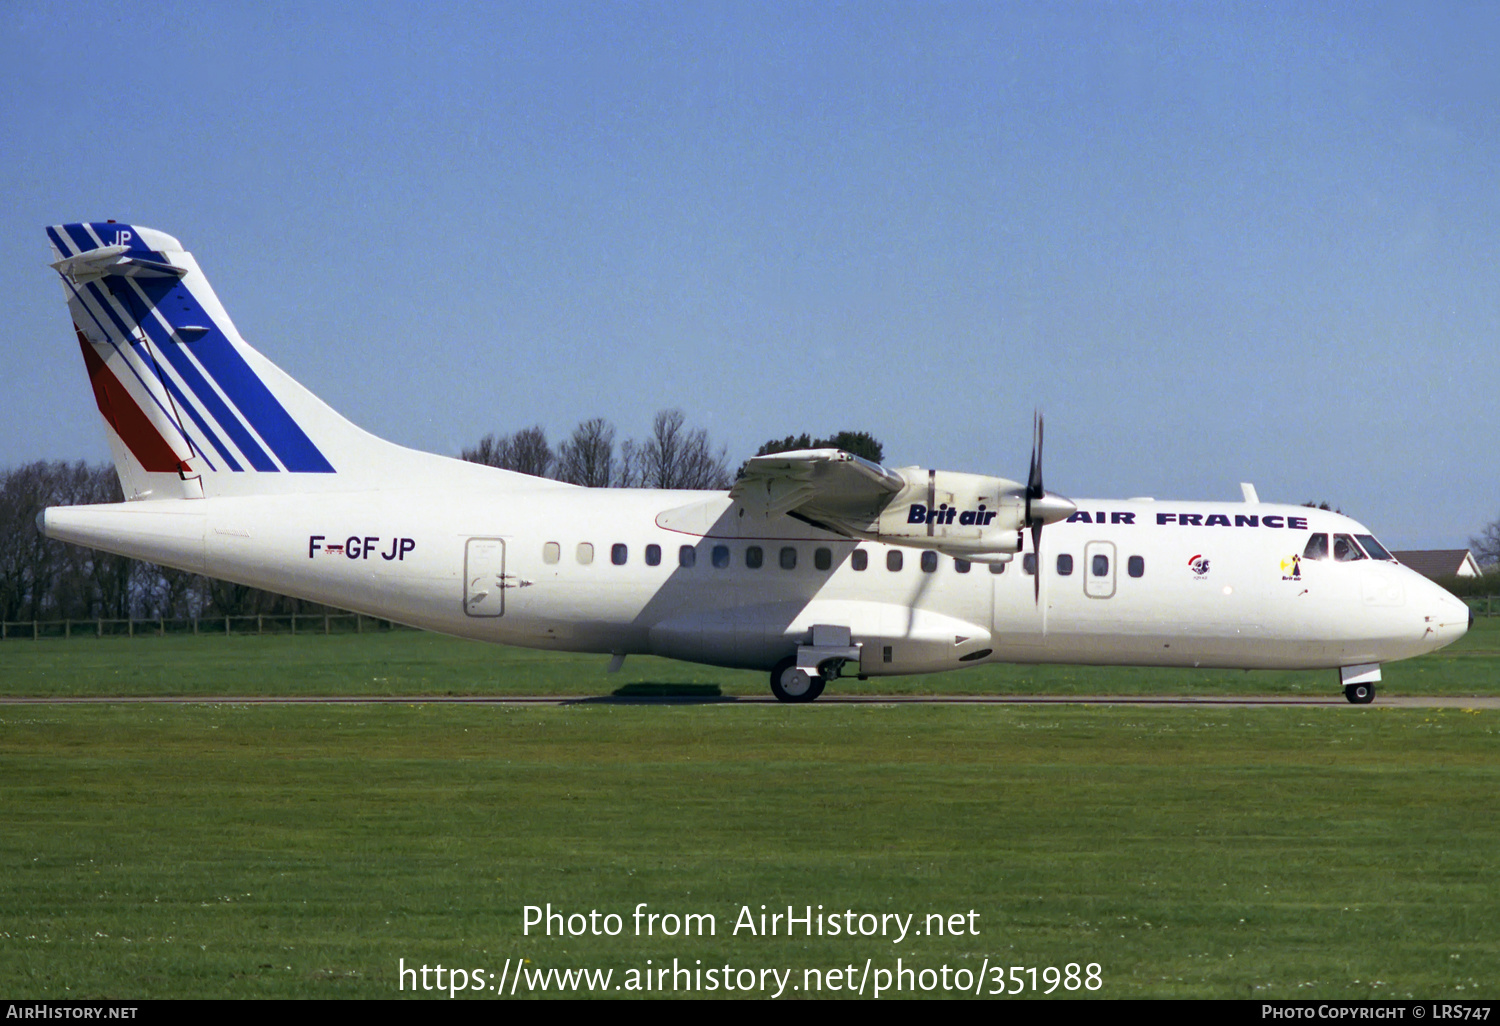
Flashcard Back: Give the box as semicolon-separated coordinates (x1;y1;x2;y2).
729;448;905;531
730;448;1047;560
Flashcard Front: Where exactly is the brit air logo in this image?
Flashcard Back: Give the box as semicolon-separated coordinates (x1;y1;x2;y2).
907;504;999;527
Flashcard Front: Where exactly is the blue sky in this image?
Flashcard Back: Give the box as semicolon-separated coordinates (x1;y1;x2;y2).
3;2;1496;548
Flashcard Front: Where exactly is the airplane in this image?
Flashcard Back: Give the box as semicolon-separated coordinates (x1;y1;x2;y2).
38;222;1472;703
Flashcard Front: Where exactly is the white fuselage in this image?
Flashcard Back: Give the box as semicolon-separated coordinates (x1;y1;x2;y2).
42;486;1471;679
40;220;1470;697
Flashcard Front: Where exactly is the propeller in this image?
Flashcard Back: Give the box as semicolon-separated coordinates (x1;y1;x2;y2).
1023;410;1076;603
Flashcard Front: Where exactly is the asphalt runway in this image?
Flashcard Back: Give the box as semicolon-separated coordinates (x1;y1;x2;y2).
1;694;1497;708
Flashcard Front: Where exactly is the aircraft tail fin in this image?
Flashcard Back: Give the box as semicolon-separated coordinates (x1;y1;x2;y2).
46;222;544;500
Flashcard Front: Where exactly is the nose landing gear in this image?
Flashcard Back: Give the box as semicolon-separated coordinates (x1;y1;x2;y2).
1339;663;1380;704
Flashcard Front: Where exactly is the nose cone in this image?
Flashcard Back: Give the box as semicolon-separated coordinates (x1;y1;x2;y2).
1415;575;1471;655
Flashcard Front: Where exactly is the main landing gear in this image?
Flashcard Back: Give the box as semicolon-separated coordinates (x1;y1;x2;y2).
770;657;825;703
1343;682;1375;705
770;626;861;703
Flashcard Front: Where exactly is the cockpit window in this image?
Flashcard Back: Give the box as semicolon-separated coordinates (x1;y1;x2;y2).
1333;534;1367;562
1355;534;1396;561
1303;533;1329;561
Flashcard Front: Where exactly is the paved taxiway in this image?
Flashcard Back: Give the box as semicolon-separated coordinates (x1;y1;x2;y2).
1;695;1496;708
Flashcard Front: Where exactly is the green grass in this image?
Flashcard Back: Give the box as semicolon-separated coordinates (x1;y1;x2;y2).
1;704;1496;999
1;614;1497;699
0;623;1497;999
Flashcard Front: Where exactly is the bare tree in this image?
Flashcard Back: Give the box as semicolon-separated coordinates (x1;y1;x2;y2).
635;409;732;490
461;426;554;478
0;460;130;620
1472;517;1500;569
77;465;132;619
507;426;554;478
464;415;726;489
0;461;61;621
461;432;513;468
556;418;616;487
136;564;205;619
615;438;644;488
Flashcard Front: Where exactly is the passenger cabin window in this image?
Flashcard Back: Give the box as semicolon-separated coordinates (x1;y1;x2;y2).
989;561;1006;575
611;543;628;565
1304;534;1329;560
1333;534;1366;562
645;544;661;566
921;551;938;573
712;545;730;569
887;550;903;572
679;545;696;568
955;559;971;574
1057;554;1074;576
745;545;763;569
1022;553;1036;575
851;550;868;571
780;547;797;570
1091;554;1109;577
576;542;594;565
1127;555;1145;578
542;542;560;565
814;547;832;571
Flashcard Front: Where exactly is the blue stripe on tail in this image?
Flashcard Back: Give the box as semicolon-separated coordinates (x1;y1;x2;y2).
57;223;336;475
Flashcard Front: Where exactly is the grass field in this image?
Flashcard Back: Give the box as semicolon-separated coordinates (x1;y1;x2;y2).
2;614;1497;700
1;623;1496;999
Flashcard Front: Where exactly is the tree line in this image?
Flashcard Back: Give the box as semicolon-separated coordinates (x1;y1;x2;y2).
1;413;885;622
463;409;735;489
464;412;885;488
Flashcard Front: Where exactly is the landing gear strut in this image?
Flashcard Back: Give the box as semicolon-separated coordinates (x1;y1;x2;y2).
770;656;825;703
1343;683;1375;705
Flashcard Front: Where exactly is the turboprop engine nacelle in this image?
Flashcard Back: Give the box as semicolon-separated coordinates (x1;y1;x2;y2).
870;469;1028;557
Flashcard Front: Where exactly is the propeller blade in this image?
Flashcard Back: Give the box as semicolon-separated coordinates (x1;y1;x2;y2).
1022;410;1076;604
1027;410;1044;504
1028;410;1044;603
1032;518;1043;603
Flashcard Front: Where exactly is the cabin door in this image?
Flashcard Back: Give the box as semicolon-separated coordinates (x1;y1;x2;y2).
464;538;507;617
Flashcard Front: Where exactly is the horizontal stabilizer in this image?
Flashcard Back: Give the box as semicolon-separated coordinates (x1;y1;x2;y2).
51;245;188;284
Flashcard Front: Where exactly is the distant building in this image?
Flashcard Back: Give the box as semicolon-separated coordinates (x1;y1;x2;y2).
1391;549;1483;580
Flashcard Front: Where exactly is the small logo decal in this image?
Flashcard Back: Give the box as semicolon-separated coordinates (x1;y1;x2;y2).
1187;554;1210;577
1280;554;1302;581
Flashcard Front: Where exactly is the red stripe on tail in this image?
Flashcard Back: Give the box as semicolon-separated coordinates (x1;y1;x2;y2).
76;329;188;474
